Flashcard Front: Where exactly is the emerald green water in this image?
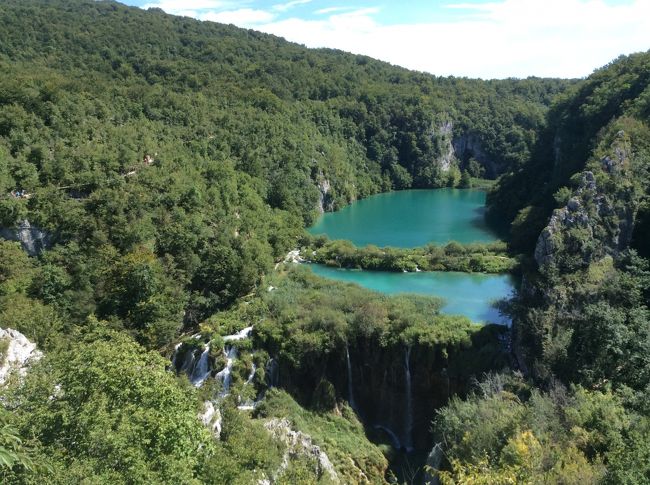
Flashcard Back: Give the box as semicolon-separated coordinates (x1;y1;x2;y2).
308;188;498;248
306;188;513;323
309;264;513;324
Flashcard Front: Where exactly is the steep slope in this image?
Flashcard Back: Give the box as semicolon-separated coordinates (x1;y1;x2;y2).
429;52;650;484
488;52;650;387
488;51;650;253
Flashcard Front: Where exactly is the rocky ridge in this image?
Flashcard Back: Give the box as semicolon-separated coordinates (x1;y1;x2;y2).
535;133;638;270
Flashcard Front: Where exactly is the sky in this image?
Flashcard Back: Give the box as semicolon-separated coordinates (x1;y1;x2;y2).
120;0;650;79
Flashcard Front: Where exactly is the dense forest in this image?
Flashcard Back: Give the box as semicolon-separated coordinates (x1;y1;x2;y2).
455;53;650;483
0;0;648;483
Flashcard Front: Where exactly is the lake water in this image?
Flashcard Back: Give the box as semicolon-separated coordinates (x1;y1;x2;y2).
307;188;513;323
308;188;499;247
309;264;513;324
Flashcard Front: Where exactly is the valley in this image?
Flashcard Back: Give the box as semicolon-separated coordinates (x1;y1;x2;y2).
0;1;648;484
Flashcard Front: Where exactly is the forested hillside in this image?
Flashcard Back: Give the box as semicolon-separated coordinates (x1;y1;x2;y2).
0;0;569;346
0;0;568;221
436;52;650;483
0;0;649;483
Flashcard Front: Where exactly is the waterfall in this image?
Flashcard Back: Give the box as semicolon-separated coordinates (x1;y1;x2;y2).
223;326;253;342
404;345;414;452
216;346;238;396
374;425;402;450
345;344;357;411
170;342;182;369
172;326;254;386
266;358;279;388
175;328;260;437
190;345;211;387
237;362;258;410
245;363;256;385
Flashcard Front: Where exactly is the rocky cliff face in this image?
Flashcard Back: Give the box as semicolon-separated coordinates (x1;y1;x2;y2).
452;131;501;178
316;176;334;214
434;121;456;172
434;121;501;178
0;327;42;385
0;220;51;256
344;341;463;451
535;133;638;270
272;326;506;452
262;418;340;484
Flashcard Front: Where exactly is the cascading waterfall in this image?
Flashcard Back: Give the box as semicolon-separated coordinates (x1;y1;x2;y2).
190;345;211;387
171;342;182;369
266;358;279;388
172;327;260;434
215;345;240;396
245;363;256;385
404;345;414;452
223;326;253;342
374;346;415;451
345;344;357;411
237;362;258;410
171;326;255;388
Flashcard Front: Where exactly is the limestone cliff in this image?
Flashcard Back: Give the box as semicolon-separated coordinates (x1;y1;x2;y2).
0;327;42;385
316;175;334;214
0;220;51;256
271;325;507;452
452;131;500;177
433;120;456;171
535;132;638;270
262;418;340;484
437;121;501;178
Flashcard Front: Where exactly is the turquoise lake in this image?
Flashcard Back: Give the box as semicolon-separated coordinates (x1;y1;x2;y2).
309;264;514;324
306;188;514;324
308;188;499;248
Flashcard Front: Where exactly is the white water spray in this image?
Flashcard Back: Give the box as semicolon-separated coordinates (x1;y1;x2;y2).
223;326;253;342
345;344;357;411
374;424;402;450
404;345;414;452
245;363;256;385
190;345;211;387
216;346;238;396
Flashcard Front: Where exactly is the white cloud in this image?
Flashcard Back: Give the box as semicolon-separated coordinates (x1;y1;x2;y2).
273;0;312;13
201;8;276;26
142;0;231;13
314;6;354;15
444;3;495;11
140;0;650;79
255;0;650;78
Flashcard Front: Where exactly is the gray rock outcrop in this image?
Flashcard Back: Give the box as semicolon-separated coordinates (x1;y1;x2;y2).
0;220;51;256
263;418;339;483
316;172;334;213
434;120;456;171
0;327;42;385
432;121;500;177
423;443;443;485
534;135;637;269
199;400;222;439
452;131;500;177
